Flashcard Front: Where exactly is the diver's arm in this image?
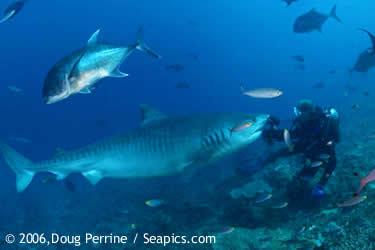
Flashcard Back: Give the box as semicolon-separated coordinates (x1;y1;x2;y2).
319;151;337;186
262;115;284;143
262;128;284;143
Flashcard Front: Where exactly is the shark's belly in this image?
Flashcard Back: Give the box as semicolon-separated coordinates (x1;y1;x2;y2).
91;138;199;178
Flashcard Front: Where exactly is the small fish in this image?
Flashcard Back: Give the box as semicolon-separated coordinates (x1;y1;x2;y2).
292;55;304;63
327;141;333;146
145;199;165;208
282;0;298;6
363;91;370;96
217;226;235;235
165;64;184;72
7;85;23;93
241;86;283;99
175;82;191;89
255;193;272;203
272;202;288;209
297;226;306;235
319;154;330;161
312;81;325;89
295;63;305;71
283;129;294;152
9;136;31;144
231;121;253;133
310;161;323;168
352;104;360;110
357;168;375;193
337;195;367;208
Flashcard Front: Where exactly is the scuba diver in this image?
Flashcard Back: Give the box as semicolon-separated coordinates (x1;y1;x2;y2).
262;99;340;198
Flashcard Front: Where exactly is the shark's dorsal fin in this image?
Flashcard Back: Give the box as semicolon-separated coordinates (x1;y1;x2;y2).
360;28;375;52
140;104;167;127
87;29;100;46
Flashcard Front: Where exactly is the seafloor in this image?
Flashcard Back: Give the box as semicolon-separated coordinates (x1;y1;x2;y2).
2;105;374;250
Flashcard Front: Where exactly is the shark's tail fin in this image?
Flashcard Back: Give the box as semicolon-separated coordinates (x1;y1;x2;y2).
135;28;162;59
0;142;35;192
329;5;342;23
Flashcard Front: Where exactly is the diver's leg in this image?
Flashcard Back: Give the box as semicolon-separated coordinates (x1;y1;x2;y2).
297;165;320;181
318;152;336;186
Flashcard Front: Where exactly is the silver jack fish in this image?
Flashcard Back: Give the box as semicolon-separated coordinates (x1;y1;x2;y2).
293;5;341;33
0;105;269;192
42;28;160;104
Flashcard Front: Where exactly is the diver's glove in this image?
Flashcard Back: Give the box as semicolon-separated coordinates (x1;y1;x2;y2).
262;128;276;144
268;115;280;126
262;116;282;144
312;184;325;199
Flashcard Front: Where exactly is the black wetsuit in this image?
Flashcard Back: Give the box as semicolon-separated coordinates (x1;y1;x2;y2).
263;107;340;186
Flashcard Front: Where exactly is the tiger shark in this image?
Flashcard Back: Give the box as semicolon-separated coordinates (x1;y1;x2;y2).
0;106;269;192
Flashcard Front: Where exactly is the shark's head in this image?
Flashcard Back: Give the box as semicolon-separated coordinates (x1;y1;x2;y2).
200;113;270;160
228;114;270;147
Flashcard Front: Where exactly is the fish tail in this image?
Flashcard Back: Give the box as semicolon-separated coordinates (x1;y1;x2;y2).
0;142;36;192
134;27;162;59
357;179;366;194
329;5;342;23
240;84;245;93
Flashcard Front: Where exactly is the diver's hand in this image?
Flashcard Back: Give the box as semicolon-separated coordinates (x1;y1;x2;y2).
262;128;275;144
268;115;280;126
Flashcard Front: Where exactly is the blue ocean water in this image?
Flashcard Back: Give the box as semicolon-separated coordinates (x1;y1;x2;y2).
0;0;375;249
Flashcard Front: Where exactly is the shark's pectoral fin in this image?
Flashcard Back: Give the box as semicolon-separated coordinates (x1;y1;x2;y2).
87;29;101;46
140;104;167;127
79;88;92;94
109;68;129;78
83;170;102;186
